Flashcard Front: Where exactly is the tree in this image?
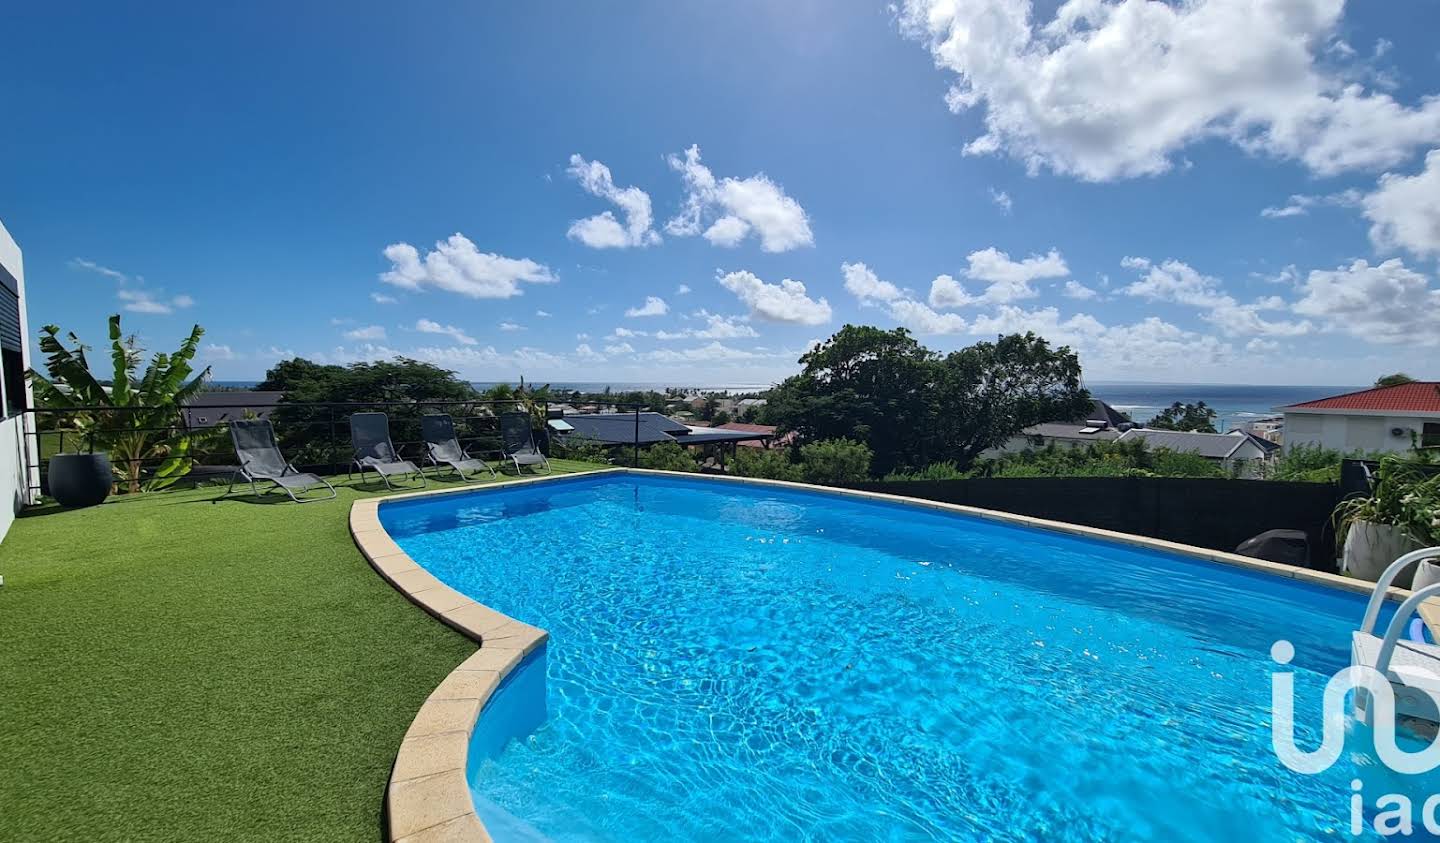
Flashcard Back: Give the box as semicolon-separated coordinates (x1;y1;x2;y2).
927;332;1092;466
1376;373;1417;388
28;315;213;493
767;325;935;475
799;438;873;484
265;357;478;464
1147;401;1218;433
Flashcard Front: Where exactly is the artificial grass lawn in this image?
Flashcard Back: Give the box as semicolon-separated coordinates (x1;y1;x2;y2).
0;461;602;842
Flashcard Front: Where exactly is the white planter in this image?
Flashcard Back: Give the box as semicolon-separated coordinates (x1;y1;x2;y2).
1343;521;1424;585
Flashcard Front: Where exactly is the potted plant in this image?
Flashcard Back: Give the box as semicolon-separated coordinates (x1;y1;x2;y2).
1334;453;1434;585
47;451;113;508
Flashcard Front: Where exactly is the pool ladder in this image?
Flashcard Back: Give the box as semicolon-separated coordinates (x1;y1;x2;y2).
1353;546;1440;725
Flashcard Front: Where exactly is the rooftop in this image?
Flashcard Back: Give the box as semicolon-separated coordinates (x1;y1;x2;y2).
1115;428;1269;459
1279;382;1440;414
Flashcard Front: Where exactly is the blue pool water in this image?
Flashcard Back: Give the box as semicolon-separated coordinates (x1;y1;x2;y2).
381;474;1420;842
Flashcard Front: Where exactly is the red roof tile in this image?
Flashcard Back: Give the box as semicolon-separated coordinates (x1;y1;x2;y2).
1283;382;1440;412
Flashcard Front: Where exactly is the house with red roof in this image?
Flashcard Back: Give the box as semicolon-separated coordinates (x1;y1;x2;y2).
1277;382;1440;454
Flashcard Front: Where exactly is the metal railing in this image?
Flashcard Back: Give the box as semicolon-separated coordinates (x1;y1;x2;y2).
23;399;658;496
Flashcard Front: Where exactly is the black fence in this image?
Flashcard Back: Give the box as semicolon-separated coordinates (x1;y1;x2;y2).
843;476;1345;570
25;399;651;496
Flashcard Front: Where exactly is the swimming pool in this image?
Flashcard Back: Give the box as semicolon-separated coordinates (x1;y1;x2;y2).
380;472;1407;841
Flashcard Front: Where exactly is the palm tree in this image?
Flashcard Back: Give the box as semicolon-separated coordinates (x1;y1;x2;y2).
28;315;213;493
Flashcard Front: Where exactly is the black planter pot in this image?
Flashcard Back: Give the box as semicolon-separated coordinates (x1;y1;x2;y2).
48;453;113;508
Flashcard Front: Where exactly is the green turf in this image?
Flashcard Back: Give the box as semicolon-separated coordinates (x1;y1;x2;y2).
0;461;603;842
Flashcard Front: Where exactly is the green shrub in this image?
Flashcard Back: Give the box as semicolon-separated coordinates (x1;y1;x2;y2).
883;461;969;481
637;441;699;472
799;438;873;485
731;447;804;482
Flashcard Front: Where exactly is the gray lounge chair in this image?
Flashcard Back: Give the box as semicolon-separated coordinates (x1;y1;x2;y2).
422;413;496;481
500;411;550;475
224;418;336;503
350;412;426;490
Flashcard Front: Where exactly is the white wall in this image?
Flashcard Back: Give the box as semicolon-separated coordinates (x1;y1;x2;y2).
1284;410;1436;454
0;218;36;543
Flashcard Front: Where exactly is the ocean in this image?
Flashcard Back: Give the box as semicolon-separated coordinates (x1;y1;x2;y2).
1086;382;1363;430
210;380;1362;431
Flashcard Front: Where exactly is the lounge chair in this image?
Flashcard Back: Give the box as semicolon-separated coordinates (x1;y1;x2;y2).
499;411;550;475
350;412;427;490
422;413;496;481
224;418;336;503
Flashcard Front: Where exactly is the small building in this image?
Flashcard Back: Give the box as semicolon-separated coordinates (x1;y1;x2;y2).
1115;428;1277;476
1278;382;1440;454
713;422;793;449
989;399;1134;455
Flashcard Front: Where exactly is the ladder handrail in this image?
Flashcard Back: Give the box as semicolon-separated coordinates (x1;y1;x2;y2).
1359;546;1440;635
1376;581;1440;678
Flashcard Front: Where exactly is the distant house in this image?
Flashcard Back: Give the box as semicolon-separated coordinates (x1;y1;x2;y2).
713;422;794;449
556;412;772;448
988;399;1134;455
1115;428;1277;476
1278;382;1440;454
183;391;284;429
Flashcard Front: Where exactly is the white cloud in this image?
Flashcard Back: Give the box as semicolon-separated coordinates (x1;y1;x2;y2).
844;263;968;334
1246;338;1282;353
1062;280;1098;300
675;284;693;295
888;297;970;334
842;261;905;302
344;324;387;341
962;247;1069;304
1293;258;1440;345
381;234;556;298
576;332;590;341
647;341;763;363
610;327;647;339
1260;189;1362;218
202;343;237;361
565;154;661;249
898;0;1440;181
415;318;477;345
499;321;524;332
1363;149;1440;258
116;288;193;315
665;145;814;252
575;343;605;362
625;296;670;317
988;188;1013;214
70;258;129;282
1121;257;1312;337
604;341;636;355
717;270;832;325
654;311;759;341
535;309;552;318
371;292;398;305
927;274;970;309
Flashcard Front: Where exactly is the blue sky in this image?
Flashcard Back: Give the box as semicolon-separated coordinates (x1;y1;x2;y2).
4;0;1440;386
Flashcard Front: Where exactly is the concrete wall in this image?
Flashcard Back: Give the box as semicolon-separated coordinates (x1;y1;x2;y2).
0;219;36;543
1284;410;1437;454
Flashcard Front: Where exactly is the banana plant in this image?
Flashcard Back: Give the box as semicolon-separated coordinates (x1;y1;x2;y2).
27;315;214;493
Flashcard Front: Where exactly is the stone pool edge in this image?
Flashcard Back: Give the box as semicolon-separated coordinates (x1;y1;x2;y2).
350;468;624;842
353;466;1405;842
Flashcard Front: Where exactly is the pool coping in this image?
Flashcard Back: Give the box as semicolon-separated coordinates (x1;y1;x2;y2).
351;466;1407;842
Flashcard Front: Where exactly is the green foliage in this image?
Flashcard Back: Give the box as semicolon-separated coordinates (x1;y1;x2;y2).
1147;401;1219;433
27;315;216;493
972;439;1225;479
731;447;804;482
1264;443;1353;483
638;441;699;472
883;461;969;482
551;438;613;465
799;438;873;485
1333;449;1440;545
1375;373;1417;388
768;326;1090;475
263;357;478;465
